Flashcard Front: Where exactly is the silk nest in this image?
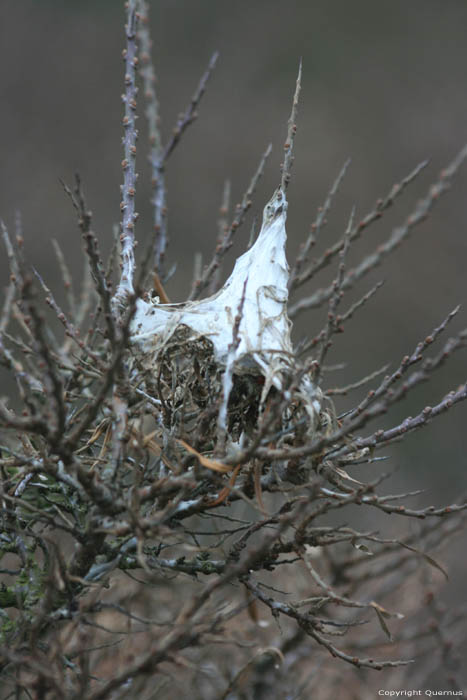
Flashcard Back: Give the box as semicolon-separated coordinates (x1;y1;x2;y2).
130;188;324;435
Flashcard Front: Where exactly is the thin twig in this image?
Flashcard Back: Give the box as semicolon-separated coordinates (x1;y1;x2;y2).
208;179;231;294
190;143;272;300
280;60;302;191
326;363;389;397
217;276;248;452
290;158;430;299
51;239;75;317
290;158;350;285
61;176;116;344
161;51;218;166
290;147;467;316
314;207;354;384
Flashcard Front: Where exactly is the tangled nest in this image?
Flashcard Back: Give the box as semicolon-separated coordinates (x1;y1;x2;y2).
129;323;338;480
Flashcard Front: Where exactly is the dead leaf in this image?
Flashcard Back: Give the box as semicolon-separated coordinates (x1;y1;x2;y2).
177;438;231;473
398;542;448;581
204;465;241;507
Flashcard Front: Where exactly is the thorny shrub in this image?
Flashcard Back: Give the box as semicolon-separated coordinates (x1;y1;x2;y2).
0;2;466;699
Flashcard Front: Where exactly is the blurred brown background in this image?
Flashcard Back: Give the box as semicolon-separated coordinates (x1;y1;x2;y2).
1;1;466;482
0;0;466;607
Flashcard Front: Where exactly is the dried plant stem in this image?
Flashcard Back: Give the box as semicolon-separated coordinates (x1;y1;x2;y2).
290;158;350;285
137;0;166;275
208;179;231;294
290;158;429;297
160;51;218;166
217;276;248;451
313;207;354;384
290;147;467;317
114;1;139;309
51;239;75;317
61;176;115;344
190;143;272;300
280;60;302;191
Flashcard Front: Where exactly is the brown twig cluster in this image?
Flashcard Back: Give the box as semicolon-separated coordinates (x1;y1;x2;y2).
0;2;466;698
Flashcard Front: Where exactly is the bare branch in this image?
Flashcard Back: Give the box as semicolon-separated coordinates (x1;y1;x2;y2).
114;1;140;309
290;147;467;316
280;60;301;191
